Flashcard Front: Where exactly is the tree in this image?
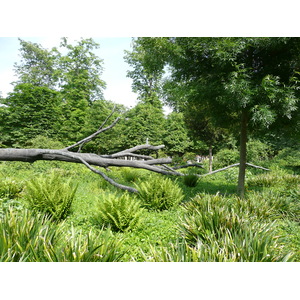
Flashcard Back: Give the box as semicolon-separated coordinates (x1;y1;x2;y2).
124;37;168;106
11;38;108;145
163;112;192;157
119;102;166;150
1;83;62;147
56;38;107;144
13;39;59;88
79;100;127;154
130;37;300;197
163;80;227;172
58;37;106;104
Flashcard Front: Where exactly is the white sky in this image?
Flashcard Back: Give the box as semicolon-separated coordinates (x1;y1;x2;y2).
0;37;139;108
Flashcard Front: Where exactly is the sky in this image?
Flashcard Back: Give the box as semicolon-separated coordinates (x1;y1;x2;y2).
0;37;139;108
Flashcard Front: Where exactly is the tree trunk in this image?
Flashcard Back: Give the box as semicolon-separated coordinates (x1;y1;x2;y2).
209;144;213;173
237;110;248;198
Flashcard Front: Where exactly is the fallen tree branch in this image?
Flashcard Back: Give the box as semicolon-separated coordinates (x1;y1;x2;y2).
245;163;270;171
173;163;204;170
0;148;177;173
198;162;270;177
59;151;138;193
111;144;165;157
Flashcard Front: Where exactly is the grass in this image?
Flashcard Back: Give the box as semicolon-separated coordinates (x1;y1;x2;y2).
0;159;299;262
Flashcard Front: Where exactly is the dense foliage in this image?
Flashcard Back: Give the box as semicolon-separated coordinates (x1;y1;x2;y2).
0;37;300;261
0;152;299;261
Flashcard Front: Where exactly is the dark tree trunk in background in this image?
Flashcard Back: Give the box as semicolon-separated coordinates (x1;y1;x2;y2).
209;145;213;173
237;110;248;198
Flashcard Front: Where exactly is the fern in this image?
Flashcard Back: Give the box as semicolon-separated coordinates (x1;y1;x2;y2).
135;176;184;211
0;179;24;199
183;174;199;187
24;171;77;221
94;192;144;232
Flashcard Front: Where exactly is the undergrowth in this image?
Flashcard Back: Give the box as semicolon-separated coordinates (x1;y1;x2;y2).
0;158;299;262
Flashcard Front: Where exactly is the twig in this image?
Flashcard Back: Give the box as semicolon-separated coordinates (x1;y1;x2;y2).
113;144;165;156
172;163;204;170
64;117;120;151
98;104;116;130
198;162;270;177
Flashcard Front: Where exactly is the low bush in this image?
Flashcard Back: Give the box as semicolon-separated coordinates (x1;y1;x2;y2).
247;139;271;163
183;174;199;187
0;207;126;262
24;135;65;149
180;194;246;246
0;207;57;262
213;148;239;169
247;172;300;187
94;192;144;232
52;226;126;262
119;167;141;183
145;225;293;262
176;193;295;261
24;171;77;221
135;175;184;211
272;147;300;173
0;178;24;199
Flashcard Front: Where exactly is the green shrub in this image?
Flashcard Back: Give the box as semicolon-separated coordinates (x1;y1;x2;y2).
247;139;271;163
135;176;184;211
24;135;65;149
246;189;300;222
177;193;295;261
24;171;77;221
247;172;300;187
94;192;144;232
120;167;141;183
180;194;246;246
272;147;300;173
0;207;126;262
183;174;199;187
146;225;293;262
0;178;24;199
0;208;58;262
52;226;126;262
214;148;239;169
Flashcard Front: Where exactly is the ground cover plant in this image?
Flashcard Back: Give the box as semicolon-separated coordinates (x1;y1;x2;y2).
0;155;299;262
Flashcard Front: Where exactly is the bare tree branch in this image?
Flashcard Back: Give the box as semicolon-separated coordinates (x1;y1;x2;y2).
60;151;138;193
101;153;154;160
245;163;270;171
112;144;165;156
64;116;120;151
197;162;270;177
97;104;117;130
172;163;203;170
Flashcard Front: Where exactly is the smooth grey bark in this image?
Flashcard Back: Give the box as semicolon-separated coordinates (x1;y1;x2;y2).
0;146;178;193
0;148;176;174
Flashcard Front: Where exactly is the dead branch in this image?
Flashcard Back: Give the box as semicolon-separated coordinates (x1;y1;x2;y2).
64;116;120;151
0;147;177;192
197;162;270;177
172;163;204;170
